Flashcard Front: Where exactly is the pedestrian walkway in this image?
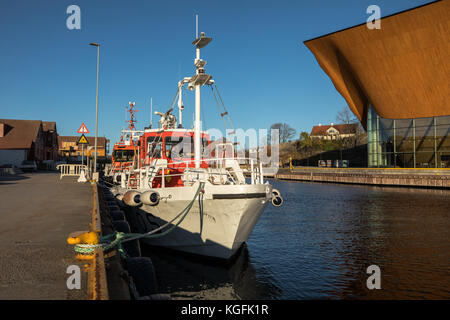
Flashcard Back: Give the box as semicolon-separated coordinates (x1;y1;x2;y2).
0;172;92;299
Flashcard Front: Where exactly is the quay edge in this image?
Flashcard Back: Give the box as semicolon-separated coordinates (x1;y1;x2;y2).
273;167;450;189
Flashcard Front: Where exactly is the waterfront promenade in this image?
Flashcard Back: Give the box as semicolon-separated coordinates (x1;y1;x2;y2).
275;167;450;189
0;172;91;299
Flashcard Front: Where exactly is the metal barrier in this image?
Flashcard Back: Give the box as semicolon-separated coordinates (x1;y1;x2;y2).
56;164;89;180
0;167;21;176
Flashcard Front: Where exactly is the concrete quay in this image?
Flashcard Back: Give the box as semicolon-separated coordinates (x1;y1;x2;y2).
0;170;170;300
0;172;92;299
274;167;450;189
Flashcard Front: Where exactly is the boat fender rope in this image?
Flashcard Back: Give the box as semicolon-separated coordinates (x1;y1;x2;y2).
70;182;205;257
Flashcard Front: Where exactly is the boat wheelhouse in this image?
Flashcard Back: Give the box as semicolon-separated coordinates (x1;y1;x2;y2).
107;102;142;185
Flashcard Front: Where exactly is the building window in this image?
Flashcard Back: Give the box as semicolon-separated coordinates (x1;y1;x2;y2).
367;105;450;168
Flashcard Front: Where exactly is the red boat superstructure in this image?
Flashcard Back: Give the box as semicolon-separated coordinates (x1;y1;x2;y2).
110;102;141;181
138;128;211;188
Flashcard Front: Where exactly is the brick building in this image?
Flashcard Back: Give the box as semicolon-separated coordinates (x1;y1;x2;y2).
0;119;58;166
58;136;109;161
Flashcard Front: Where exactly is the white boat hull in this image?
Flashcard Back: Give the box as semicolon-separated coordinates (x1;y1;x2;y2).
117;183;272;260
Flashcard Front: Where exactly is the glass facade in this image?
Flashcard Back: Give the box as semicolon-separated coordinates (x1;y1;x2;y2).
367;106;450;168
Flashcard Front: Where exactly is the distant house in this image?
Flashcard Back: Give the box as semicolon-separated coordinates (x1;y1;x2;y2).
42;121;58;161
310;123;359;140
58;136;110;160
0;119;59;166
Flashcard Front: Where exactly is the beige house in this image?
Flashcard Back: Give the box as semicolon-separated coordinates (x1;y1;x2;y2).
310;123;358;140
58;136;109;159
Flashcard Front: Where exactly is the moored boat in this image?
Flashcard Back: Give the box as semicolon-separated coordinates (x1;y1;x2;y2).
110;30;282;260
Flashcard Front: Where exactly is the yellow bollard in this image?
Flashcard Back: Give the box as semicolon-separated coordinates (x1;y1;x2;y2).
67;231;99;260
67;231;99;245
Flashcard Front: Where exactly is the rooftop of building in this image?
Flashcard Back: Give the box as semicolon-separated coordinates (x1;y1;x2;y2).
304;0;450;127
0;119;56;150
310;123;359;136
42;121;57;133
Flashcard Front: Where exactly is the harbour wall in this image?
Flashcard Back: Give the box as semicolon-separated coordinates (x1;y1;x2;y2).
273;167;450;189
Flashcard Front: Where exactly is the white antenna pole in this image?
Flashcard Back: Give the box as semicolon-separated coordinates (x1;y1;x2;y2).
150;97;153;128
178;83;183;127
196;14;198;39
194;19;201;168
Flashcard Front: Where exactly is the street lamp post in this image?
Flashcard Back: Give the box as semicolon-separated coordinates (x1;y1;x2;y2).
90;42;100;179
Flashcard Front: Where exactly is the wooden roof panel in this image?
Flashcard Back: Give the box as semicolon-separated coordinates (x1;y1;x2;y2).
304;1;450;127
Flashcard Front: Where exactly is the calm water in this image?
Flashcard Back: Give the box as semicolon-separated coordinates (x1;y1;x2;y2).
143;180;450;299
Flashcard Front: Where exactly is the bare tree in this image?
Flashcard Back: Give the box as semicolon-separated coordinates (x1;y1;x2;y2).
335;107;367;148
270;123;296;143
336;107;357;125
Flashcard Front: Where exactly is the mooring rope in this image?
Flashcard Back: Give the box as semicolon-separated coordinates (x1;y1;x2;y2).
73;182;205;257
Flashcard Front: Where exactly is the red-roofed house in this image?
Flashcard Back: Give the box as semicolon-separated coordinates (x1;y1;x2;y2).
310;123;359;140
0;119;58;166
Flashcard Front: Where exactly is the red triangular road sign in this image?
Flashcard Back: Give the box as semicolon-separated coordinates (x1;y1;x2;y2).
77;123;89;134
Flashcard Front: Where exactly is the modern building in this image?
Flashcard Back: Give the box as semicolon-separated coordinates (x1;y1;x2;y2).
58;136;110;161
366;107;450;168
304;1;450;168
310;123;359;141
0;119;58;166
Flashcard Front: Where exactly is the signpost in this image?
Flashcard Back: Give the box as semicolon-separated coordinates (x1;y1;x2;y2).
77;128;89;166
77;123;89;134
77;134;89;145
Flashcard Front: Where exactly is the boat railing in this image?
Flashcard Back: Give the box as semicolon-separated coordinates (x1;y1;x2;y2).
113;155;267;188
133;157;264;187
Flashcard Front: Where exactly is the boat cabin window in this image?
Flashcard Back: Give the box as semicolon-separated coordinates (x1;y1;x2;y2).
164;136;190;159
147;136;162;158
113;149;135;162
164;136;209;159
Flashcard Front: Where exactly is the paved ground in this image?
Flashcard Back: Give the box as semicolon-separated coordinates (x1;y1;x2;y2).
0;172;92;299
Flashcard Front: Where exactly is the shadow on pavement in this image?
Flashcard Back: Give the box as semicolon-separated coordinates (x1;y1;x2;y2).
0;174;30;184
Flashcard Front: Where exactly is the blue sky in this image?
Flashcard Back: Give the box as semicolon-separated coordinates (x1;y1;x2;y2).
0;0;434;146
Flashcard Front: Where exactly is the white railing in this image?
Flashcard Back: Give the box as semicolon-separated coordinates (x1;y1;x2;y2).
136;157;263;188
108;154;271;189
0;166;22;176
0;168;14;176
56;164;89;180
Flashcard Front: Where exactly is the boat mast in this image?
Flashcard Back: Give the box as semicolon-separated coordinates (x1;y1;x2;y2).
126;101;137;131
191;15;212;168
194;47;201;168
178;83;183;128
150;97;153;128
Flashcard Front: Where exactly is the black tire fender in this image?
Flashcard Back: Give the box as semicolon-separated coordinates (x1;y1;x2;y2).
112;220;141;257
124;257;159;297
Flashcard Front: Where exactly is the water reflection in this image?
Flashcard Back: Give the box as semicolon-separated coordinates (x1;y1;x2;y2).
255;180;450;299
141;244;282;299
142;180;450;300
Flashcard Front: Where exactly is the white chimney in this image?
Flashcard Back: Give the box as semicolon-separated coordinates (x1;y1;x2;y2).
318;123;322;126
331;122;334;126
